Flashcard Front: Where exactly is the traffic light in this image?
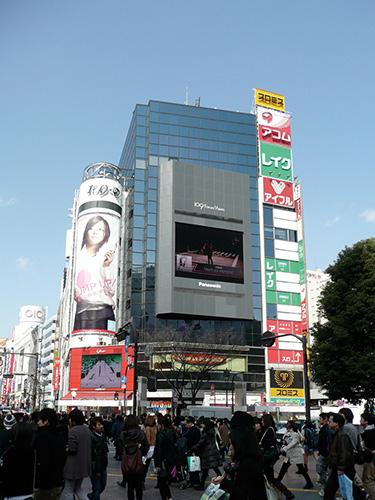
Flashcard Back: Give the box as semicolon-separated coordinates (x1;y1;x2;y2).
261;331;276;348
114;392;119;401
147;375;157;392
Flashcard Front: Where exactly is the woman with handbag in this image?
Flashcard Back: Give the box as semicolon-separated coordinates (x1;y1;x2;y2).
261;414;295;500
190;418;222;491
212;426;267;500
277;421;313;490
153;415;176;500
121;415;149;500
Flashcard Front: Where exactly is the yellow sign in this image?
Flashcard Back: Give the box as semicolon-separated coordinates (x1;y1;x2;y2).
270;388;305;398
255;89;285;112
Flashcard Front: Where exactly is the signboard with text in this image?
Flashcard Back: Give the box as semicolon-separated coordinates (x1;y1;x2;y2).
255;89;285;112
263;177;294;208
259;142;293;181
270;369;305;400
268;349;303;365
257;107;291;147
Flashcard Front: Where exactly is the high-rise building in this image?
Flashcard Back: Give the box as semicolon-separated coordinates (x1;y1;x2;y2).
306;268;329;328
116;95;306;409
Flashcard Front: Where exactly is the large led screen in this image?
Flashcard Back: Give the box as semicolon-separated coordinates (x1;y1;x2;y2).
81;353;121;389
175;223;244;284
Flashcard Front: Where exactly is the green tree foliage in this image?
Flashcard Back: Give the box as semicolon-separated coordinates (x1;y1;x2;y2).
310;239;375;407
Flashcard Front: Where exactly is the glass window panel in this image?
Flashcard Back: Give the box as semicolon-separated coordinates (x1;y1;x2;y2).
169;104;180;115
190;138;199;148
159;134;169;145
159;145;168;155
147;251;156;263
134;204;144;216
134;180;145;191
136;147;146;158
199;139;209;149
133;240;143;252
180;136;189;147
190;128;199;138
228;132;237;142
228;143;237;153
159;124;168;134
136;105;147;116
219;142;228;152
263;207;273;226
136;126;146;136
218;152;228;162
133;228;143;239
149;102;159;112
252;258;260;271
253;296;262;309
253;271;261;283
219;132;228;142
149;156;159;166
251;234;260;246
169;146;179;157
180;147;189;158
253;283;261;295
250;211;259;223
209;140;218;150
209;130;218;140
136;159;146;169
148;201;157;213
148;177;157;189
170;114;179;125
147;238;156;250
134;192;145;204
228;122;237;132
209;151;219;161
264;239;274;257
148;226;156;238
149;166;158;177
149;144;158;155
264;226;274;239
179;115;189;126
149;133;158;144
275;228;288;241
250;199;258;212
190;149;199;160
132;253;143;265
252;246;260;259
238;155;247;165
179;126;189;137
289;230;297;242
250;177;257;189
251;222;260;235
238;165;248;174
199;128;209;139
133;216;144;228
228;153;237;163
267;303;277;320
200;118;209;129
148;213;156;225
170;135;179;146
148;189;157;201
250;188;258;200
199;150;209;161
159;113;169;124
190;117;198;127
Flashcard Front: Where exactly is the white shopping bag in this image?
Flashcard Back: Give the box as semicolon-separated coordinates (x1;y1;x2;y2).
187;455;201;472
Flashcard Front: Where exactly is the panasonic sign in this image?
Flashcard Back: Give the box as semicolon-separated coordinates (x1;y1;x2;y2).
194;201;225;212
198;282;222;289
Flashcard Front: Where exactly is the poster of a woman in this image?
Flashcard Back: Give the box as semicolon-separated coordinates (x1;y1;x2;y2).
73;214;118;331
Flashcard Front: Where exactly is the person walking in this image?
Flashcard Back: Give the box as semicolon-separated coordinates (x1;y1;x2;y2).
111;415;124;461
121;414;149;500
260;414;295;500
360;412;375;500
184;416;201;487
277;421;313;490
143;414;157;488
190;418;222;491
154;415;176;500
89;417;109;500
302;420;319;470
212;426;267;500
0;421;36;499
34;408;66;500
61;409;92;500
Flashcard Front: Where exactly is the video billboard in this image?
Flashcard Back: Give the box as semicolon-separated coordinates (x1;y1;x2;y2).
175;223;244;284
69;346;132;391
73;177;122;334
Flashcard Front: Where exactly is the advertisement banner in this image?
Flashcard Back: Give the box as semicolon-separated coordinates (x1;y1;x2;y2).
255;89;285;112
259;142;293;181
263;177;294;208
268;349;303;365
257;107;291;147
270;397;305;406
73;178;122;334
270;369;305;400
53;358;60;392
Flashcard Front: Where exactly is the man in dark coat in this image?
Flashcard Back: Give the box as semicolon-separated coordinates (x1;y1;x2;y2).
184;416;201;487
34;408;66;500
90;417;109;500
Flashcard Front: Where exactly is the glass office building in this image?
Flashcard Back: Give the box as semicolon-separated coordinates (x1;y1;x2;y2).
118;100;265;391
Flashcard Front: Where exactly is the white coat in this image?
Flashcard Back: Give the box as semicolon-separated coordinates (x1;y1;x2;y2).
281;429;304;464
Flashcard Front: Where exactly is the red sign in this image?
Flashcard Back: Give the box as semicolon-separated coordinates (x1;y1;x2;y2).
263;178;294;208
301;299;308;332
296;198;302;221
268;349;303;365
53;358;61;392
257;109;292;147
268;320;303;336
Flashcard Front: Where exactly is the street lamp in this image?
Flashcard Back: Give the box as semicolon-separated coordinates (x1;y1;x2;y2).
261;330;311;421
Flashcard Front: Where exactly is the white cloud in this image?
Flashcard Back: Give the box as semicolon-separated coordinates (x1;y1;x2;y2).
16;257;30;270
360;209;375;223
325;216;340;227
0;197;16;207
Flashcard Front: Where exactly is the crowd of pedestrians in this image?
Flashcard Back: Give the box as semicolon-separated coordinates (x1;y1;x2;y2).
0;406;374;500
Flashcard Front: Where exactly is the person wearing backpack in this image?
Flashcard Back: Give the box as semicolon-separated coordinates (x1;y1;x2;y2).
261;414;295;500
121;414;149;500
302;420;319;471
154;415;176;500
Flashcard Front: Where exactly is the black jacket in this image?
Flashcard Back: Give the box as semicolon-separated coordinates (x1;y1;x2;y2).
122;428;149;458
185;425;200;451
0;445;35;497
154;427;176;473
318;424;330;458
190;427;221;470
91;431;108;474
34;426;66;490
328;427;354;472
221;456;267;500
362;427;375;463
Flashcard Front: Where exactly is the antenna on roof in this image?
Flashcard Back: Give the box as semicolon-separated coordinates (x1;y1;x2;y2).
195;97;201;107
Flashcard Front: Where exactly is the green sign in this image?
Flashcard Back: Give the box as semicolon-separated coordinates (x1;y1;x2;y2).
260;142;293;181
277;292;291;304
298;241;305;285
276;260;289;272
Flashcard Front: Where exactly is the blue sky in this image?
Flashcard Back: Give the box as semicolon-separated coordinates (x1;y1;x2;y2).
1;1;375;336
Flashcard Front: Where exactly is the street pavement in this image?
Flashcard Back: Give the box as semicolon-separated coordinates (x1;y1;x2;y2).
81;443;331;500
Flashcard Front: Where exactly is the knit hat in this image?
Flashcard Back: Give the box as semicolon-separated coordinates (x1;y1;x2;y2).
3;414;16;430
229;411;254;430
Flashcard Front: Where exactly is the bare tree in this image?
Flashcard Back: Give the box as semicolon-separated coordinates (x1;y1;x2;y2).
140;328;247;406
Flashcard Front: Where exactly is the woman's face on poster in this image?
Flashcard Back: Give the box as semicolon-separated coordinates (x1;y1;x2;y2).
87;221;107;248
